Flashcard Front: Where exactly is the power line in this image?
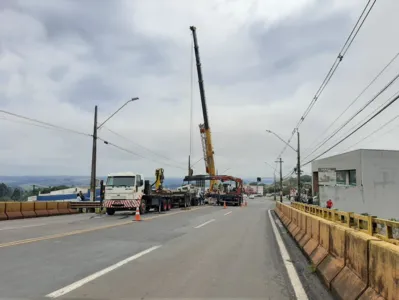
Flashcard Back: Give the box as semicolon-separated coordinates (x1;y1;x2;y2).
0;109;92;137
303;71;399;161
296;0;376;128
342;115;399;152
103;127;185;167
302;92;399;166
304;50;399;155
97;136;187;171
278;0;376;158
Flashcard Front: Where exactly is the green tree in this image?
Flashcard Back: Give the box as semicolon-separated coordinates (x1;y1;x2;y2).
11;188;22;201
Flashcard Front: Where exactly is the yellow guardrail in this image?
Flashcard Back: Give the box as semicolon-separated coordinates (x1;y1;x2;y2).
290;202;399;246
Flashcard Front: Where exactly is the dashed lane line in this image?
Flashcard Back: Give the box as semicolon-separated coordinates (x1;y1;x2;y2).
46;245;161;298
224;211;232;216
194;219;215;228
0;206;210;249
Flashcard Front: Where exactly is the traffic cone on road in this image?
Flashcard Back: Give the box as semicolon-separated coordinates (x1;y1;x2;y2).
245;200;248;207
223;201;226;209
135;206;141;221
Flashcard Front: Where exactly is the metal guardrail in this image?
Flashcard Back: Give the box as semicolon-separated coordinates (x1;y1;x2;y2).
290;202;399;246
69;202;101;209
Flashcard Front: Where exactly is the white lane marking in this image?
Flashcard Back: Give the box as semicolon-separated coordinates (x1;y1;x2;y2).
194;219;215;229
46;245;161;298
224;211;232;216
268;210;308;300
0;223;47;231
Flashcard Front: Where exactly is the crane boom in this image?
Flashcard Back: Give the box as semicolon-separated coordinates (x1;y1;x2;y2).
190;26;217;190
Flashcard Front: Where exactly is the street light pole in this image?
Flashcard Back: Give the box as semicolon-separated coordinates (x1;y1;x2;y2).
265;128;301;202
90;106;98;201
264;161;277;201
90;97;139;202
275;157;283;202
297;129;301;202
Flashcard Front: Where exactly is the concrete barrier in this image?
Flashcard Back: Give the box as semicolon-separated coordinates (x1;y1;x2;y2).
317;223;346;289
5;202;23;219
331;230;379;300
299;214;312;248
304;215;320;256
358;240;399;300
21;202;36;218
275;202;399;300
34;202;49;217
0;202;7;220
288;209;300;236
294;212;307;243
310;219;331;267
46;202;59;215
57;202;70;214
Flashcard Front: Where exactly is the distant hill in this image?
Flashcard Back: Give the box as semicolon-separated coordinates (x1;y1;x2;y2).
0;175;274;190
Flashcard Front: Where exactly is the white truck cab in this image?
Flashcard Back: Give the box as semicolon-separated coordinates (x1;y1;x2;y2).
104;172;145;215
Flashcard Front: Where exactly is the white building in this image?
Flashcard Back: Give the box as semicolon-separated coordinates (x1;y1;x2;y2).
311;149;399;219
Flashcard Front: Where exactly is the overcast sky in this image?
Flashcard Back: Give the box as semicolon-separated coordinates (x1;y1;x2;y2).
1;0;399;179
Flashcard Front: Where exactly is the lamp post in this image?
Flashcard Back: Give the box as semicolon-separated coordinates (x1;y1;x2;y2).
264;161;278;201
266;129;301;202
90;97;139;201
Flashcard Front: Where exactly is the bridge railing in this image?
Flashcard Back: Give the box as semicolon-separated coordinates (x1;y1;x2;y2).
289;202;399;245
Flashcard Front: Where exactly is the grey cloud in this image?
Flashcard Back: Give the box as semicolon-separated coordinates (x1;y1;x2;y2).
48;65;68;82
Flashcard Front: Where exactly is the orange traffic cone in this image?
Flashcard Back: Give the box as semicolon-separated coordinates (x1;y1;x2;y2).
223;201;226;209
135;206;141;221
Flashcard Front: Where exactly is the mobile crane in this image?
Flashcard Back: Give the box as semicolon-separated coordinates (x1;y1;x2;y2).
190;26;217;191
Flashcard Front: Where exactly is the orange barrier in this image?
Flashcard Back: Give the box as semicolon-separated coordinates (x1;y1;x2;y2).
34;202;49;217
288;209;300;236
294;212;307;243
57;202;70;214
5;202;23;219
46;202;59;216
360;240;399;300
317;224;346;288
0;202;7;220
310;218;331;268
275;202;399;300
331;230;379;300
303;215;320;256
21;202;37;218
299;214;312;248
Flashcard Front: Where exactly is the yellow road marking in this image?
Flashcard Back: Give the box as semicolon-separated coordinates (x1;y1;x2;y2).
0;206;210;249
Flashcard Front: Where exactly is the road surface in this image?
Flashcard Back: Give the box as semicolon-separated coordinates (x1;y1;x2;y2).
0;198;333;299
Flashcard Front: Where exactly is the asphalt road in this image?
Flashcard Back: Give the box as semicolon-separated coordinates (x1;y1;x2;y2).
0;198;333;300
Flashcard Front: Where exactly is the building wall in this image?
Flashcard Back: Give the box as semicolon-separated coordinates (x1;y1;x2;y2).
312;149;399;219
360;150;399;219
312;150;363;208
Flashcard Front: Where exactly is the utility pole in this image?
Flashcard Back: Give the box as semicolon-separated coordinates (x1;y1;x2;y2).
297;129;301;202
273;172;277;201
90;105;98;202
276;158;283;202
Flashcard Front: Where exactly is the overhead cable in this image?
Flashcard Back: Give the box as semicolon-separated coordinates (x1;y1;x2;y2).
303;71;399;161
304;50;399;154
97;136;186;171
302;92;399;166
0;109;92;137
343;115;399;152
103;127;185;167
278;0;376;158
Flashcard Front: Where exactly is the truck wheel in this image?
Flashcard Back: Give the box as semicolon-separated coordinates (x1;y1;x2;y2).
162;201;167;211
106;208;115;215
140;203;146;215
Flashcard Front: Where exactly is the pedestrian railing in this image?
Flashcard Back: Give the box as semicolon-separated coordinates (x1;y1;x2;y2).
290;202;399;245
